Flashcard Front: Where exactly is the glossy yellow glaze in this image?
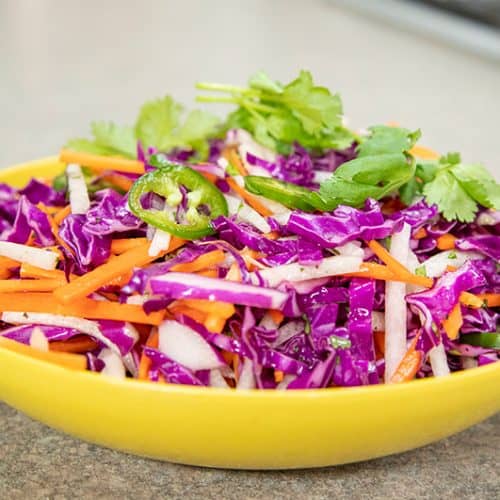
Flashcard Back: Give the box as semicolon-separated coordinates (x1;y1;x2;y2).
0;158;499;469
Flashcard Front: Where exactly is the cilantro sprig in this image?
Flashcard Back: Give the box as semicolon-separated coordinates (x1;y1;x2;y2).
66;96;219;161
402;152;500;222
196;70;354;154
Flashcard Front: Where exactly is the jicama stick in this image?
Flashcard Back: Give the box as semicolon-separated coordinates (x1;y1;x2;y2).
66;164;90;214
0;242;59;270
384;223;411;383
428;342;451;377
226;177;273;217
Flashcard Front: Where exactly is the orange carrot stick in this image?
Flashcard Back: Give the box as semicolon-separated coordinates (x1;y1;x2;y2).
110;238;149;254
204;314;227;333
367;240;434;288
172;299;235;318
171;249;225;273
268;309;284;325
101;173;134;192
373;331;385;359
53;205;72;225
436;234;456;251
477;293;500;308
0;336;87;371
223;148;248;176
49;336;99;354
60;149;145;175
138;330;159;380
195;269;219;278
459;291;484;309
442;303;463;340
274;370;284;383
53;238;184;304
226;177;273;217
0;279;65;293
169;305;207;324
0;256;20;269
413;227;427;240
20;263;70;281
0;293;164;325
390;333;422;384
409;145;440;160
345;262;432;288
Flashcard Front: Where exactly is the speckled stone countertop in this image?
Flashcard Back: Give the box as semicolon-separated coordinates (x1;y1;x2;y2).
1;1;499;498
0;405;498;499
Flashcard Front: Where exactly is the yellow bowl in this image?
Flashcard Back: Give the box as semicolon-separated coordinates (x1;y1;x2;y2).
0;158;499;469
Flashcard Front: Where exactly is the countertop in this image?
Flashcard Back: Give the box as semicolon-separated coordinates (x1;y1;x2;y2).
0;1;499;498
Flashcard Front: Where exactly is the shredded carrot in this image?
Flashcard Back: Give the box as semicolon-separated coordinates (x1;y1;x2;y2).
367;240;434;288
53;205;71;225
0;336;87;371
105;271;133;288
459;291;484;309
0;256;20;269
223;147;248;176
373;331;385;358
60;149;145;175
264;231;279;240
110;238;149;254
0;292;164;325
199;172;218;183
390;334;422;383
274;370;284;383
445;265;458;273
0;279;65;293
345;262;432;288
442;303;463;340
49;336;99;354
268;309;284;326
226;177;273;217
36;203;60;215
173;299;235;318
436;234;456;251
233;354;240;382
413;227;428;240
204;314;227;333
225;262;242;282
20;263;70;281
477;293;500;308
101;173;135;192
171;249;225;273
169;305;207;324
409;145;440;160
138;330;159;380
195;269;219;278
53;239;184;304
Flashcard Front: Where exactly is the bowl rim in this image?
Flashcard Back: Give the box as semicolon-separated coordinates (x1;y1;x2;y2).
0;157;498;400
2;339;499;400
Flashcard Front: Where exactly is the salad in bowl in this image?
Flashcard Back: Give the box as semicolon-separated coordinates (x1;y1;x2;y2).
0;70;498;390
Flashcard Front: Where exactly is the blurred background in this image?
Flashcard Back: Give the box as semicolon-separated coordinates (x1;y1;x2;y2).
1;0;499;173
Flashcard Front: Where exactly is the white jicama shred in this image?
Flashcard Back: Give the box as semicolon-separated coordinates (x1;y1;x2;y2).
272;210;292;225
148;229;171;257
238;204;271;233
209;369;230;388
99;348;126;379
276;374;295;390
1;311;121;357
0;242;58;270
336;241;364;259
462;357;478;370
236;358;256;389
158;319;223;371
29;326;49;352
418;250;482;279
224;194;242;215
384;223;411;383
251;255;362;287
429;342;451;377
66;163;90;214
372;311;385;333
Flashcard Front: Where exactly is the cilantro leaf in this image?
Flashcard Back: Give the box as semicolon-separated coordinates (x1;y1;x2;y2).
66;121;136;158
357;125;420;157
134;95;219;159
197;70;353;153
451;163;500;209
423;169;478;222
134;95;183;151
280;70;343;136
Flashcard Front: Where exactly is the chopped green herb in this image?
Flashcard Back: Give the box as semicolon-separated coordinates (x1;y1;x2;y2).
329;335;351;350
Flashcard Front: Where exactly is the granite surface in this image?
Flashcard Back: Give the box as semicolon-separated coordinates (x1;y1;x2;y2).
0;1;499;498
1;405;498;499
